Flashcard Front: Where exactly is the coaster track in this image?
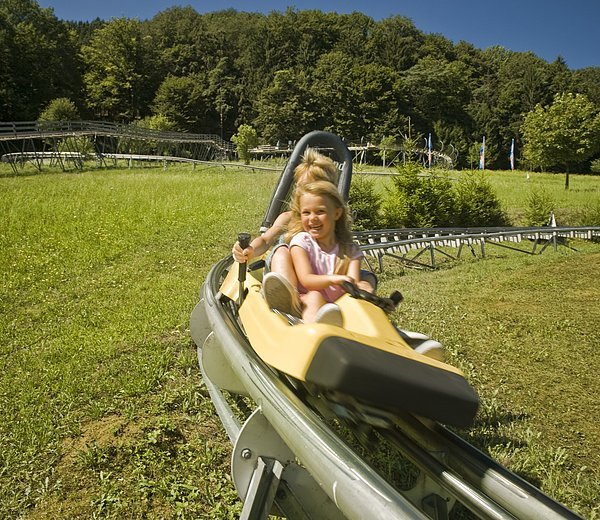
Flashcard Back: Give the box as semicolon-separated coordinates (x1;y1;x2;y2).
353;226;600;271
0;120;235;172
190;224;595;518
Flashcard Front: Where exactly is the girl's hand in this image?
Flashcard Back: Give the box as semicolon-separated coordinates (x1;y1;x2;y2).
329;274;354;286
232;242;254;263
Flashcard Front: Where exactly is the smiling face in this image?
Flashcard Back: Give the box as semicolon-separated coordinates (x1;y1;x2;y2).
299;192;342;249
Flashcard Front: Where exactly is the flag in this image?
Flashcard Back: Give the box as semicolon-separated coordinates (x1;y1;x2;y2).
509;138;515;171
427;133;432;168
478;136;485;170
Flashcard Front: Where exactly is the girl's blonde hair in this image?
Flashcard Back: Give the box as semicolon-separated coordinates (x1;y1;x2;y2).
293;147;340;185
286;180;353;258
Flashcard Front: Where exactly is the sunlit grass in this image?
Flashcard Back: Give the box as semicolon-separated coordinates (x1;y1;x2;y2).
1;162;599;518
378;245;600;518
0;165;276;518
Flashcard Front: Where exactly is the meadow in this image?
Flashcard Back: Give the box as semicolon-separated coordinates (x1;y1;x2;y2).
1;162;598;518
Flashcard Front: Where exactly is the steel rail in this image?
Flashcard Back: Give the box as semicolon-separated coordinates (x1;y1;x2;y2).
353;226;600;271
193;256;428;520
192;253;585;518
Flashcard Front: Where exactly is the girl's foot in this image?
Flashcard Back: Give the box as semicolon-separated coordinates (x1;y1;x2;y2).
315;303;343;327
262;272;303;318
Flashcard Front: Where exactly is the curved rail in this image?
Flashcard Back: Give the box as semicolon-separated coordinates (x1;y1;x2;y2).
353;226;600;271
190;253;584;519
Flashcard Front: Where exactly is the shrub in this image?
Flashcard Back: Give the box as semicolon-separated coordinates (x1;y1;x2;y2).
231;125;258;164
349;175;381;230
572;199;600;226
381;162;456;228
38;97;80;121
525;187;555;226
453;173;511;227
591;158;600;174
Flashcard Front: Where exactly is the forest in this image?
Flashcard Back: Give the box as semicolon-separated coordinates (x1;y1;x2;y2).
2;0;600;170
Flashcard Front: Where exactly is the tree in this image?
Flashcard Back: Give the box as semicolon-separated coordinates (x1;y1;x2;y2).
253;69;317;143
38;97;80;121
522;93;600;187
0;0;81;120
152;74;210;133
81;17;158;121
231;124;258;164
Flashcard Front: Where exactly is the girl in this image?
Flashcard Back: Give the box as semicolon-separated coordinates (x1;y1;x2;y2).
286;180;363;325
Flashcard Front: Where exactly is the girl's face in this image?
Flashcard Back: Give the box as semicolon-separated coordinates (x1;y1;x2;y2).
299;192;342;245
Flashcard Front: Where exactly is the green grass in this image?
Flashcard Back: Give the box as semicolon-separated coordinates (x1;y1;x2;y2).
356;167;600;226
1;162;599;518
377;244;600;518
0;165;277;518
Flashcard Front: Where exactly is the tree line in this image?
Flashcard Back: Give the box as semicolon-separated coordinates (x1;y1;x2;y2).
2;0;600;171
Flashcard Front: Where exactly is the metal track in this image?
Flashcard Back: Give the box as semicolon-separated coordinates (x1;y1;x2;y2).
353;226;600;271
190;252;585;519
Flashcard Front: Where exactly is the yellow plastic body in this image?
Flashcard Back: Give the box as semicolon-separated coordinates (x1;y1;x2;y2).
221;264;464;381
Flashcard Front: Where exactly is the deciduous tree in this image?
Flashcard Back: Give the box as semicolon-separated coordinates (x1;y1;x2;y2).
522;93;600;188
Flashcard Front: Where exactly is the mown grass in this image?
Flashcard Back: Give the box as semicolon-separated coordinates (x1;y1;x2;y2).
377;243;600;518
356;166;600;226
1;162;599;518
0;165;277;518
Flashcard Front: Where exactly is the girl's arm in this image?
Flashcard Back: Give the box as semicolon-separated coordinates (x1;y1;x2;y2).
347;257;362;285
232;211;290;262
290;245;354;290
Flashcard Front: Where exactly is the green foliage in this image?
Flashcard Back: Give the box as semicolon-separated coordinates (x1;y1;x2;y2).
4;4;600;171
152;73;214;133
453;172;510;227
349;175;381;230
522;93;600;172
382;162;456;227
377;136;398;167
0;0;82;120
525;187;555;226
379;164;510;228
134;114;178;132
38;97;80;121
231;124;258;164
81;17;159;120
591;158;600;174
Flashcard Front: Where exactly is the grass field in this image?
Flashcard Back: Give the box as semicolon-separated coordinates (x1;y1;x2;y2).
1;163;599;518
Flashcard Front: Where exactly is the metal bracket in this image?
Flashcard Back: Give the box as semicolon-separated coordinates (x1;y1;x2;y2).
233;408;346;520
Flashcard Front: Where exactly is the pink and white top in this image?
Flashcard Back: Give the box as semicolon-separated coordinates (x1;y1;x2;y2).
289;231;362;303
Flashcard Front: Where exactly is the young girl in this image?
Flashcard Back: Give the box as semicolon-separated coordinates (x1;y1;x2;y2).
232;148;340;317
286;180;363;325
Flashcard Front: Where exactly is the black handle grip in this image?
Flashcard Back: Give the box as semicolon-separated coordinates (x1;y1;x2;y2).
238;232;251;250
238;233;251;283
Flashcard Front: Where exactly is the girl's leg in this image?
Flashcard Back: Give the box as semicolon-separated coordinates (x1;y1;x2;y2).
270;246;298;287
300;291;327;323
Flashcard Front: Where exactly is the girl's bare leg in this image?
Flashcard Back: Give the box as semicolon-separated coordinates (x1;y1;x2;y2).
300;291;327;323
270;246;298;286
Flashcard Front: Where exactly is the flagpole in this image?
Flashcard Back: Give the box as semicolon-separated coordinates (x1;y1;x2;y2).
479;136;485;170
510;138;515;171
428;133;432;168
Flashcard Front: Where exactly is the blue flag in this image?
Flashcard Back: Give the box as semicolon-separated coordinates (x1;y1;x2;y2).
509;138;515;170
479;136;485;170
428;133;432;168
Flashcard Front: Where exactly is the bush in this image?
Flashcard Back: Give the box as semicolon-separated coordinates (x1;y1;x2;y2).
381;162;456;228
525;187;555;226
349;175;381;231
38;97;80;121
591;158;600;174
572;199;600;226
453;173;511;227
231;124;258;164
